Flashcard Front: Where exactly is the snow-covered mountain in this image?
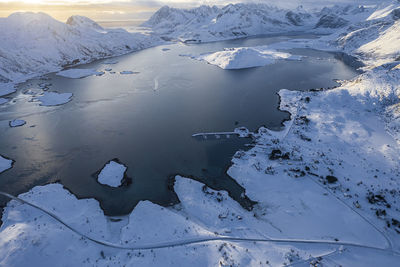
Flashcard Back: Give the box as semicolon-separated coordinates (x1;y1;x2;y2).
142;4;318;42
0;12;157;83
335;3;400;64
142;3;377;42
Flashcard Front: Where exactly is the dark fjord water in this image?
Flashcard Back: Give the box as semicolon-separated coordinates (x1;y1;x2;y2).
0;35;359;215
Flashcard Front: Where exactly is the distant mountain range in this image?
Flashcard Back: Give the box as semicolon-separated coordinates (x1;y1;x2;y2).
1;1;400;85
141;3;373;42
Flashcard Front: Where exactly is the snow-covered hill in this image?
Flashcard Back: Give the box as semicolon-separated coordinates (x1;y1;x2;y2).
0;12;157;84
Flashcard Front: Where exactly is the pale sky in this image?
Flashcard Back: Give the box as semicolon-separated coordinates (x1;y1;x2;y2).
0;0;382;22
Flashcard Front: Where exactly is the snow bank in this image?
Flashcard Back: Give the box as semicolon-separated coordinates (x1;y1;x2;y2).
195;46;301;69
97;160;127;187
34;92;73;106
57;69;104;79
0;98;8;105
9;119;26;128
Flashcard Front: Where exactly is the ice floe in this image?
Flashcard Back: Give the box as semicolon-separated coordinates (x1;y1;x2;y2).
34;92;73;106
57;69;104;79
103;59;119;65
120;71;139;75
0;155;13;173
9;119;26;128
97;160;128;187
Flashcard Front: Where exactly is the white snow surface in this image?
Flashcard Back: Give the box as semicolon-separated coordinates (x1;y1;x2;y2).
330;1;400;66
2;1;400;266
97;161;127;187
0;98;8;105
194;46;301;69
1;178;400;266
9;120;26;128
0;156;12;173
56;69;104;79
357;20;400;62
34;92;73;106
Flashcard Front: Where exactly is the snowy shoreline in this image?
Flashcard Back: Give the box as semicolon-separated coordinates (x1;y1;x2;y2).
1;1;400;266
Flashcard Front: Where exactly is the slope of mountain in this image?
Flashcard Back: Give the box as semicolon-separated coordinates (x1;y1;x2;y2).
335;3;400;64
0;12;157;83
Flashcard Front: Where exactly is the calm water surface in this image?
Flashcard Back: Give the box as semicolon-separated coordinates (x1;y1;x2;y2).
0;35;359;215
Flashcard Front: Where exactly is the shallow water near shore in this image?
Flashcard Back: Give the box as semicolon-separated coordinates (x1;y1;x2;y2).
0;34;359;215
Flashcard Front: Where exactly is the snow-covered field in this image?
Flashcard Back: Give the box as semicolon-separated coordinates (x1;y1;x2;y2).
1;1;400;266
